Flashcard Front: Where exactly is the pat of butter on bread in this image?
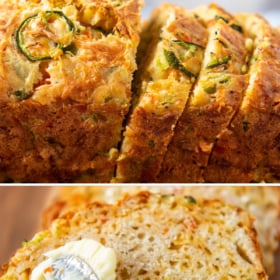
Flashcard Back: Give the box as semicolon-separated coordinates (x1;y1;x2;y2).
31;239;116;280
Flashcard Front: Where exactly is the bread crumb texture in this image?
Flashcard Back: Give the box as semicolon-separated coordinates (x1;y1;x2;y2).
1;192;267;279
41;186;280;276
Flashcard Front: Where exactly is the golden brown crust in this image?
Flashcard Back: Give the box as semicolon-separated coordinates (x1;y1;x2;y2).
204;14;280;183
0;264;7;278
116;104;179;182
0;2;279;183
0;0;142;182
158;5;250;182
260;26;280;181
114;4;208;182
0;100;125;182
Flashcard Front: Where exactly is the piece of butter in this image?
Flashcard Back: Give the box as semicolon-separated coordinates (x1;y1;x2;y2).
31;239;117;280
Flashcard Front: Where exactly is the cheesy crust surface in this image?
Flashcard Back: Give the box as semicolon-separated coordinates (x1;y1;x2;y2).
0;0;142;182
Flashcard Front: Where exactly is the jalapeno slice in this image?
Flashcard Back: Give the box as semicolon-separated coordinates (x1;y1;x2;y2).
164;49;197;78
16;11;75;61
206;55;231;69
172;39;204;50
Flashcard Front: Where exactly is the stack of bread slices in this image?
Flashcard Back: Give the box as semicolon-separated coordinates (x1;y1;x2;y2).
117;3;280;183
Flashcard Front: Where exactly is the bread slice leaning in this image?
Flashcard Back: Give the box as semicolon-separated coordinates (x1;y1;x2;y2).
0;0;142;182
114;3;207;182
158;4;251;182
1;192;267;280
204;13;280;182
254;25;280;182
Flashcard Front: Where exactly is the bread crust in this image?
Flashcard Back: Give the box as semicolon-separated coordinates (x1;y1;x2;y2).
0;0;142;182
158;4;250;182
114;4;207;182
0;2;279;183
204;14;280;182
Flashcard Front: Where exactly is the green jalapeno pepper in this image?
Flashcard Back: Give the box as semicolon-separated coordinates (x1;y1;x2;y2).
16;11;75;61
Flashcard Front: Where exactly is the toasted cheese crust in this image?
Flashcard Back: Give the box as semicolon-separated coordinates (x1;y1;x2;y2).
1;192;267;279
0;0;142;182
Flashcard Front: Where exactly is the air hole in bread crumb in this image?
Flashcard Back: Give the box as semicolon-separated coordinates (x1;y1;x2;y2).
138;268;148;275
236;243;253;265
169;260;178;267
148;236;154;242
119;267;129;278
204;246;212;255
212;264;219;271
137;232;145;239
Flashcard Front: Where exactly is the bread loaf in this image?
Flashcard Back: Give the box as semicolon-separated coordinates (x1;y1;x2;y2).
1;192;267;279
0;0;142;182
0;1;279;183
114;3;280;183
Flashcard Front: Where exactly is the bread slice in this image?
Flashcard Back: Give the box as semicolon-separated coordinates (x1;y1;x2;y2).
0;0;142;182
257;26;280;182
1;192;267;279
174;186;280;276
204;13;280;182
114;4;208;182
41;185;280;276
158;4;250;182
